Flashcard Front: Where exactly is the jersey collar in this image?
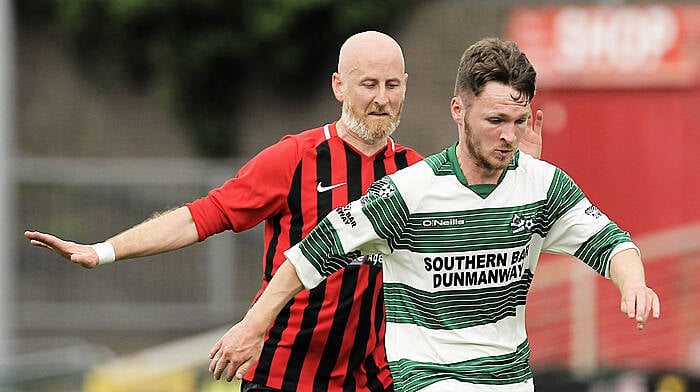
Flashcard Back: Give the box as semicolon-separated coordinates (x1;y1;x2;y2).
446;143;520;187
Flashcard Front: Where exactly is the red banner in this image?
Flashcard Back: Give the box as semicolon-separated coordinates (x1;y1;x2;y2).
507;5;700;89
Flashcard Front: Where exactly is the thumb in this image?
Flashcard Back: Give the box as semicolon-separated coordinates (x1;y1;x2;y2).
71;252;97;269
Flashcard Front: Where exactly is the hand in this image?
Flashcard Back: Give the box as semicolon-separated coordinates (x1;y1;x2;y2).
24;231;100;268
620;284;660;330
519;109;543;159
209;319;266;382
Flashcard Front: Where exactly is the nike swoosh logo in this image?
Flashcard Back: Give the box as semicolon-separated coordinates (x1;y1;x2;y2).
317;181;347;193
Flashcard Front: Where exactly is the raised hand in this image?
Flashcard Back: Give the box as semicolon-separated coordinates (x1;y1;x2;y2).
24;230;100;268
520;108;543;159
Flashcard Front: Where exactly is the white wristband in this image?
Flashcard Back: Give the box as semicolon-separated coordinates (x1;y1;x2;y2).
91;242;116;265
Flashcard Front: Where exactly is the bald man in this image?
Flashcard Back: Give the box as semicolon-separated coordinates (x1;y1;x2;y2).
26;31;421;392
26;31;543;392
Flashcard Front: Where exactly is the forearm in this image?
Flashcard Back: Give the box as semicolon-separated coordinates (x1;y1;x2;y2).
207;260;305;381
608;247;660;329
242;260;304;330
609;248;646;293
107;206;200;261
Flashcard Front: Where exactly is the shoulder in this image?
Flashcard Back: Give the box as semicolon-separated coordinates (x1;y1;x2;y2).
277;126;327;152
241;125;327;176
387;159;438;204
256;125;330;162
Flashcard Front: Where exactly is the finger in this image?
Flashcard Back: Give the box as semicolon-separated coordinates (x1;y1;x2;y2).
621;295;635;319
634;294;647;330
24;230;43;240
212;358;230;380
25;231;58;245
29;240;52;249
30;240;74;262
218;361;230;380
634;292;647;323
28;233;69;256
641;292;654;323
226;363;238;382
209;354;221;374
534;109;543;135
652;292;661;319
209;340;222;359
233;358;256;381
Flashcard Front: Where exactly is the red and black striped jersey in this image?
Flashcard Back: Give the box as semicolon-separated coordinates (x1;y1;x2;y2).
187;122;423;392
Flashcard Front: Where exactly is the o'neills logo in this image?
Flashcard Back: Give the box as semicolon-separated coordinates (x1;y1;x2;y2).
422;218;465;227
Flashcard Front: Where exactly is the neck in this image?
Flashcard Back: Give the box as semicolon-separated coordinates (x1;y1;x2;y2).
455;145;503;185
336;120;388;156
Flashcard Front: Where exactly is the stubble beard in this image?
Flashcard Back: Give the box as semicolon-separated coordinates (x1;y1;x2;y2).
463;118;513;172
341;98;402;143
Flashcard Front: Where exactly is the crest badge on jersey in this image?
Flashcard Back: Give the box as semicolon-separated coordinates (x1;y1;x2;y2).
361;178;396;206
373;178;396;198
510;212;536;234
585;205;603;219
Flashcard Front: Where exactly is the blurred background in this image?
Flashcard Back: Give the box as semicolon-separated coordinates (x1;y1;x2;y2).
5;0;699;391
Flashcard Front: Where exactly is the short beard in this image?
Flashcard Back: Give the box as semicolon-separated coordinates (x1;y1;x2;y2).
341;99;401;143
463;117;512;171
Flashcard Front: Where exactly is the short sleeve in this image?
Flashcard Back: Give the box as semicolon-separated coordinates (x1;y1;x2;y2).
187;136;300;240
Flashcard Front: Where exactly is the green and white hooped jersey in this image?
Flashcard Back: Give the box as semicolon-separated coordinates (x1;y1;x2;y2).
285;144;637;392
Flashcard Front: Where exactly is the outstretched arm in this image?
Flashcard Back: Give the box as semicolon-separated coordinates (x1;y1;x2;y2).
519;108;543;159
209;260;304;382
609;248;661;330
24;206;199;268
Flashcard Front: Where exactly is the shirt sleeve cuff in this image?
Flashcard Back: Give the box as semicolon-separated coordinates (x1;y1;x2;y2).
604;242;641;278
284;245;325;290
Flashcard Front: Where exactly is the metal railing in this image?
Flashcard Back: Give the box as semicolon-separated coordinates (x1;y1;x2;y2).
16;156;263;332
